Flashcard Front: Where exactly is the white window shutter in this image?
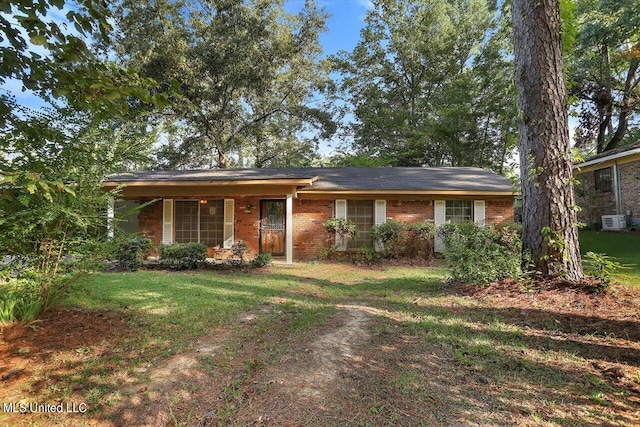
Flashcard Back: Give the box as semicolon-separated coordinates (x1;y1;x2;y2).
474;200;486;226
162;199;173;245
434;200;445;252
374;200;387;225
434;200;445;225
335;199;347;251
374;200;387;251
223;199;234;249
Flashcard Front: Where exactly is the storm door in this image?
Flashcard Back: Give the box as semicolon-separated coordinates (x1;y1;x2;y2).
260;200;286;256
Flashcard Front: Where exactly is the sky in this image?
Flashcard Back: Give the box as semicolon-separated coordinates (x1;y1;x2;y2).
310;0;371;57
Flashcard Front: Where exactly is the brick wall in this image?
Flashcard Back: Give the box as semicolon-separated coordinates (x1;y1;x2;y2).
619;162;640;224
136;195;515;261
486;199;514;224
137;198;162;252
386;200;433;223
575;169;615;226
292;199;335;260
575;167;631;227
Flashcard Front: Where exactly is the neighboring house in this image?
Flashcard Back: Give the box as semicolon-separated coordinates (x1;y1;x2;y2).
574;141;640;229
103;167;515;263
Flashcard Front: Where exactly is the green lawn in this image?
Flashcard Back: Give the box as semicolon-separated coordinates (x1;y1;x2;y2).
3;263;637;426
580;230;640;285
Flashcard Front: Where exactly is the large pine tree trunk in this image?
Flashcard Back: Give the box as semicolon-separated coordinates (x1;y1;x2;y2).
511;0;584;281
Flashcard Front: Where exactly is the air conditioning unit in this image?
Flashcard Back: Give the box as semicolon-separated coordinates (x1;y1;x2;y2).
601;215;627;231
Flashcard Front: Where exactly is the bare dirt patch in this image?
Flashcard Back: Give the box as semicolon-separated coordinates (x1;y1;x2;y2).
0;308;136;426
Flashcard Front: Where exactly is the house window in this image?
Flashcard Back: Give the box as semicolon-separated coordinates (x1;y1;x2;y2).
445;200;473;223
594;168;612;193
174;200;224;246
347;200;374;249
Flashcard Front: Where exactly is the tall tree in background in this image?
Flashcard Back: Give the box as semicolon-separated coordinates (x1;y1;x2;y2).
511;0;584;280
570;0;640;153
334;0;517;171
109;0;335;169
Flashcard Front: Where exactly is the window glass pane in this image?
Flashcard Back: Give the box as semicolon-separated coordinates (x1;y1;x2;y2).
594;168;612;193
200;200;224;246
347;200;374;249
174;201;199;243
445;200;472;224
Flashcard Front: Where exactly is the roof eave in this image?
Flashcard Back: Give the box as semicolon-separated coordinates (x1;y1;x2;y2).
296;189;515;196
573;148;640;170
103;178;315;188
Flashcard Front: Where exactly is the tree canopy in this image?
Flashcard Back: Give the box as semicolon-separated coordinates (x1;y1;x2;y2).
570;0;640;153
332;0;517;172
108;0;336;169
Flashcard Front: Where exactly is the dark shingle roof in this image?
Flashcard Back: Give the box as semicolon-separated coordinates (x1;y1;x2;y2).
107;167;513;193
581;140;640;163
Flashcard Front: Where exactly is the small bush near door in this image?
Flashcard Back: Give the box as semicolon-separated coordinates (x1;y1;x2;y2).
111;235;153;271
252;252;273;267
160;242;207;270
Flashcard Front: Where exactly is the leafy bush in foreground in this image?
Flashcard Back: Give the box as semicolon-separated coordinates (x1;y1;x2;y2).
369;220;436;259
441;222;523;285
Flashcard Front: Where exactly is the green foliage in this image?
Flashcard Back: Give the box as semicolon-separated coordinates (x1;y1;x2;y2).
229;241;250;266
160;243;207;270
0;0;165;323
369;220;436;259
323;218;358;246
404;222;437;259
0;268;85;324
111;235;153;271
441;222;524;285
370;220;405;258
570;0;640;152
251;253;273;268
110;0;336;169
583;251;623;292
334;0;517;171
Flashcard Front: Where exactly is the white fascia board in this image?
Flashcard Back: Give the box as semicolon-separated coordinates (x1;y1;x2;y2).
573;148;640;170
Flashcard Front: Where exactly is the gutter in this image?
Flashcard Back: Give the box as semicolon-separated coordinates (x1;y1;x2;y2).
573;147;640;169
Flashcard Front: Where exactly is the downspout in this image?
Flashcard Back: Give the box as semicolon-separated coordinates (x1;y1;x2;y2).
612;162;622;215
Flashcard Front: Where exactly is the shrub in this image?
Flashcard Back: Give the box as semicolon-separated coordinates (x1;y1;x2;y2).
228;240;249;266
0;270;82;324
405;222;436;259
252;252;273;268
112;235;152;271
323;218;358;246
583;251;623;293
160;242;207;270
369;220;436;260
441;222;523;285
370;220;405;257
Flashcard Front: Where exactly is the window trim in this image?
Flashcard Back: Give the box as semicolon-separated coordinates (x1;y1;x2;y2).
445;200;473;224
594;167;612;193
173;199;225;247
346;199;375;249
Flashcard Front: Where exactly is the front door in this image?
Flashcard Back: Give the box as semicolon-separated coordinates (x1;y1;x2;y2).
260;200;286;256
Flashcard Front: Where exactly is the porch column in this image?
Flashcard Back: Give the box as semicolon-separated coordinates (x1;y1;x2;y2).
107;196;115;239
286;194;293;264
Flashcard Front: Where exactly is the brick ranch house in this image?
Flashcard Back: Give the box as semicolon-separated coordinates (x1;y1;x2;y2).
103;167;516;263
574;141;640;229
